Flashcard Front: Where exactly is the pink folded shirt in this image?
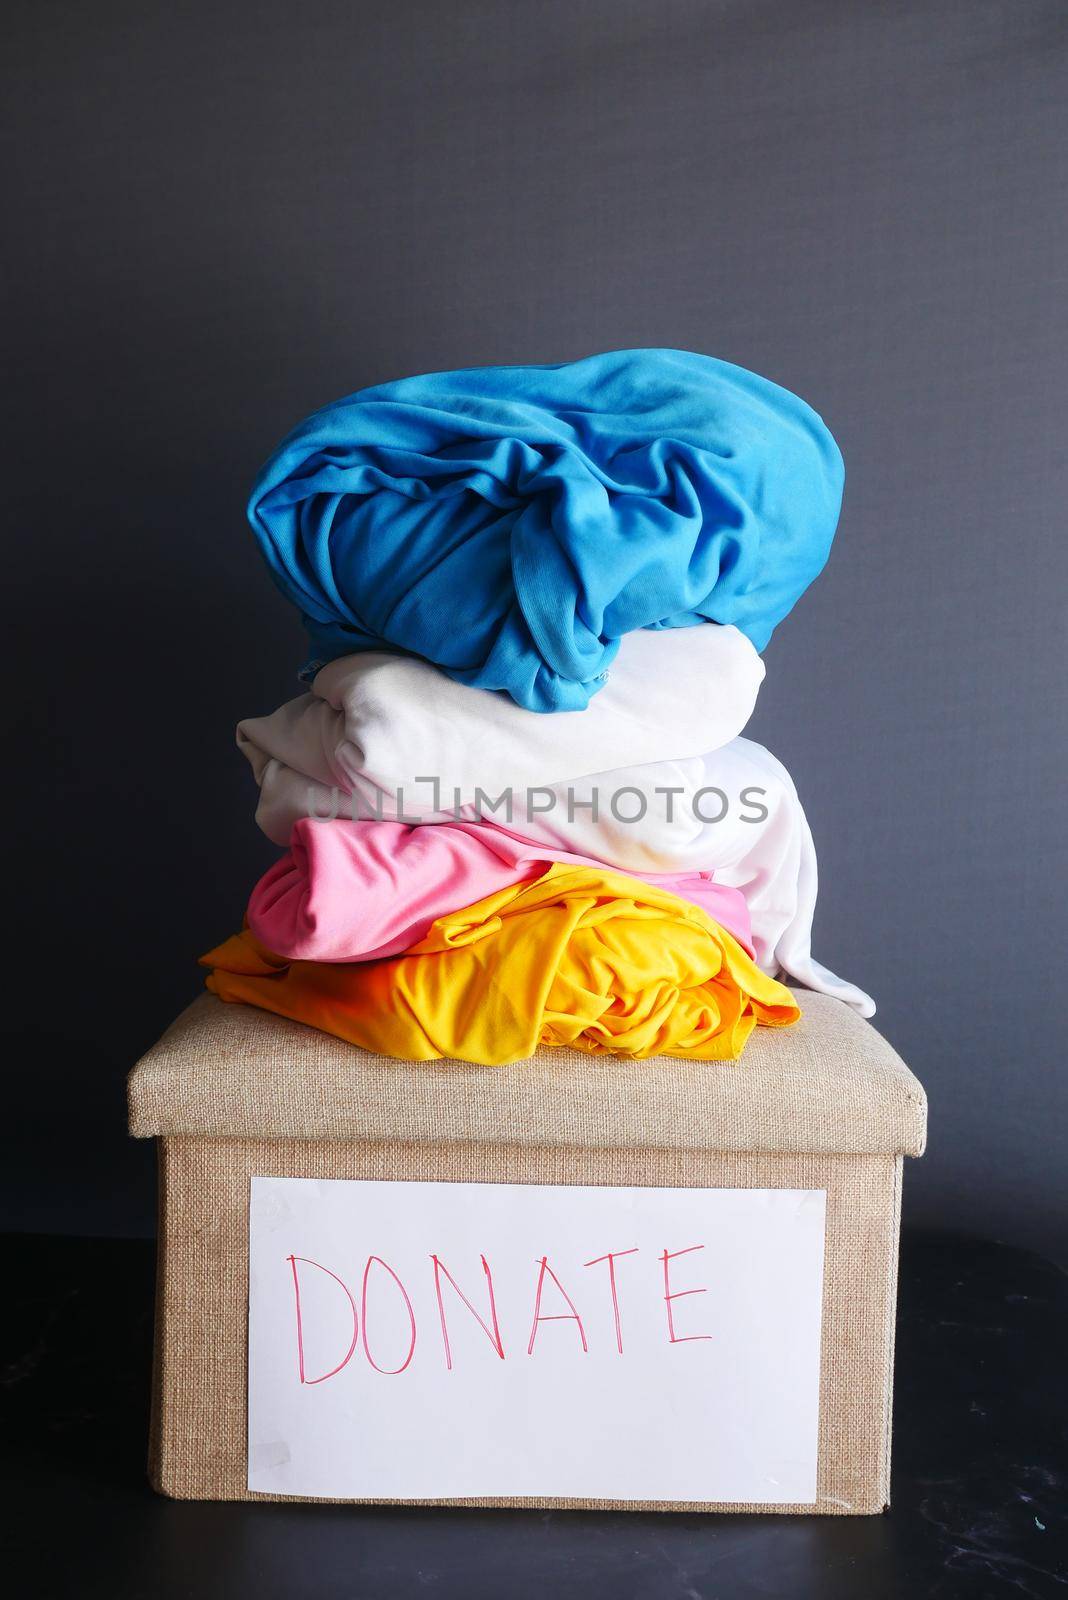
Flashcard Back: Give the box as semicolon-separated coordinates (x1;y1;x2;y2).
248;816;754;962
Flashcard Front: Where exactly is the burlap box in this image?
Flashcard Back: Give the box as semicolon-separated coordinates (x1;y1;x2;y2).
128;990;926;1514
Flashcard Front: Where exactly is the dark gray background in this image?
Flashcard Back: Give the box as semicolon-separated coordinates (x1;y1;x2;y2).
4;0;1066;1263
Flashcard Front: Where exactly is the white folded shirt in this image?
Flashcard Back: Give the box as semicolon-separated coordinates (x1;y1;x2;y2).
239;687;874;1017
236;624;764;816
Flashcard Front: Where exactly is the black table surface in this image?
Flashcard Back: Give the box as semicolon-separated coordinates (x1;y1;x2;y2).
2;1229;1064;1600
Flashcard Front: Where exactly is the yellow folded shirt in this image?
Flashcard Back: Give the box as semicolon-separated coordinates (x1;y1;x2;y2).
201;863;800;1065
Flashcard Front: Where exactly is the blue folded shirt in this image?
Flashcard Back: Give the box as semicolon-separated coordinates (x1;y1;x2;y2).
248;348;844;711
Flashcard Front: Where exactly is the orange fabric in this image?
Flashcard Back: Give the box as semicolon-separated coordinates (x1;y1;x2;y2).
202;863;799;1065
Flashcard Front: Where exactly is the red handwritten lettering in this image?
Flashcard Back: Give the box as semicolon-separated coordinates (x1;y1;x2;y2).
583;1248;639;1354
361;1255;417;1374
527;1256;588;1355
660;1245;712;1344
286;1254;359;1384
431;1254;506;1370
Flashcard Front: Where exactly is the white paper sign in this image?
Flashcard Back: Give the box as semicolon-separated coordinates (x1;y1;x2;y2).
248;1177;826;1503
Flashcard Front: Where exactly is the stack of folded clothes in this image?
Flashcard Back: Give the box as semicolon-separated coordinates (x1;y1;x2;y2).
203;348;873;1065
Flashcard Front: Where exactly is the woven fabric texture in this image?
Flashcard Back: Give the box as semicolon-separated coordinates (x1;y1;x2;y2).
150;1136;902;1513
129;991;926;1156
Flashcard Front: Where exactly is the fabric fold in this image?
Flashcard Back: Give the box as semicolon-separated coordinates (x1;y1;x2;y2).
204;863;800;1065
238;719;874;1016
248;815;754;961
237;623;763;816
248;349;843;708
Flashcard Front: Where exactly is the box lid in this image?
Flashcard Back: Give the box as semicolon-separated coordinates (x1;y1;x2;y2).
127;992;926;1158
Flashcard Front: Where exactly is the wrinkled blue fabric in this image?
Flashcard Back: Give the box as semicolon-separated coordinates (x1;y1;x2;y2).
248;348;844;712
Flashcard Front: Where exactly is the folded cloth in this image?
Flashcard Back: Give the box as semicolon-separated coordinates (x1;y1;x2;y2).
248;348;843;709
242;731;874;1016
237;624;762;818
248;816;754;961
203;864;800;1064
